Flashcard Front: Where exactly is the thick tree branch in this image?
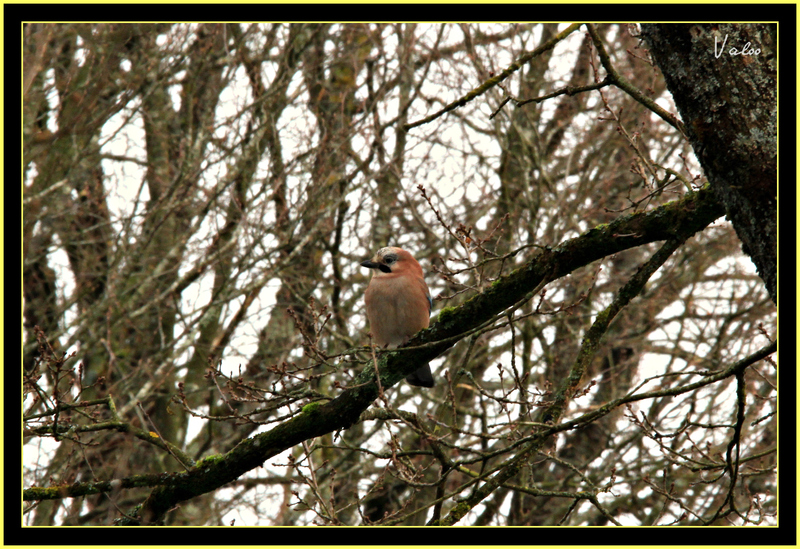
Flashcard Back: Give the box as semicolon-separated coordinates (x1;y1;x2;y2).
117;185;725;524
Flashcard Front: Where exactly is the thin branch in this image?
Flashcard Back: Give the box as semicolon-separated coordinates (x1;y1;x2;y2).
404;23;582;130
586;24;687;137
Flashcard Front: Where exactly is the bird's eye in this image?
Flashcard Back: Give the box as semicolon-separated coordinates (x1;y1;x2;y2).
384;256;395;264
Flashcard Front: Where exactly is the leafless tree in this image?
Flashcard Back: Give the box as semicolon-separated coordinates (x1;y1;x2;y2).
23;23;777;527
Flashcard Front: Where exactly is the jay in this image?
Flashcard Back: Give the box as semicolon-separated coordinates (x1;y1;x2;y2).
360;247;434;387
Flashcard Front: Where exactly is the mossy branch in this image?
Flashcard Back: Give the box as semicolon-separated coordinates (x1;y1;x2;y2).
123;186;724;524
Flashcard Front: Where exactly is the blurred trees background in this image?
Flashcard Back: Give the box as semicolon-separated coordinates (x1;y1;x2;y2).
23;23;777;526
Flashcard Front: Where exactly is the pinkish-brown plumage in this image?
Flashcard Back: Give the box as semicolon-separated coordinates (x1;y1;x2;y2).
361;247;433;387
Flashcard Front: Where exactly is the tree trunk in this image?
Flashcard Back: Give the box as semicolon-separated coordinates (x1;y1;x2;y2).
641;24;777;303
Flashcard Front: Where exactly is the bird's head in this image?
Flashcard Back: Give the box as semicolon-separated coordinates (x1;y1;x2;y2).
360;247;423;278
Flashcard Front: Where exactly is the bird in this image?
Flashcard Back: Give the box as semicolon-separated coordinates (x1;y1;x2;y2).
360;246;434;387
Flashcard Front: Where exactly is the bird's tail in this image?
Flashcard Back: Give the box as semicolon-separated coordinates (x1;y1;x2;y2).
405;364;434;387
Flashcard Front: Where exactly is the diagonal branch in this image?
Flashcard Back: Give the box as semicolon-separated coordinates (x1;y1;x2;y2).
122;185;725;524
586;24;687;137
404;23;583;131
434;234;688;525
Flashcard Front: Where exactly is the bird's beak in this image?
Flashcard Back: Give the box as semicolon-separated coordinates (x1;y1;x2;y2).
361;258;391;273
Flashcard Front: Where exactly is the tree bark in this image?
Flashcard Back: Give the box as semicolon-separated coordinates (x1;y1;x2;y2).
641;24;777;303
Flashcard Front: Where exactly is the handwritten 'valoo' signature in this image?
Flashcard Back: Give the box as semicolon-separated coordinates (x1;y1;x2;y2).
715;34;761;58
